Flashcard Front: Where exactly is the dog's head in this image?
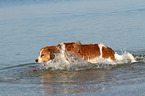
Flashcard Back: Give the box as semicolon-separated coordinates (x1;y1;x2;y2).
35;42;82;63
35;46;58;63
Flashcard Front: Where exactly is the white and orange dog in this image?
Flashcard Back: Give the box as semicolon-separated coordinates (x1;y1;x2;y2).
35;42;136;64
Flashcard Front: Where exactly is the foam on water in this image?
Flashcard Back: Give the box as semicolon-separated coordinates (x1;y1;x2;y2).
114;50;136;64
40;47;137;71
135;53;145;63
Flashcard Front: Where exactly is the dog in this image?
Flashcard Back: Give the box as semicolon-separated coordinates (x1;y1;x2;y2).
35;42;136;64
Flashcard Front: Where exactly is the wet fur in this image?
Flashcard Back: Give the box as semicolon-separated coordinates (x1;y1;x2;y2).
36;42;116;63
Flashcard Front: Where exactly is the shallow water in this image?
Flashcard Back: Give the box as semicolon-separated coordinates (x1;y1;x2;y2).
0;0;145;95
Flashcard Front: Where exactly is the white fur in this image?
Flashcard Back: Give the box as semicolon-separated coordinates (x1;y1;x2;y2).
37;49;44;63
59;43;70;64
98;44;106;58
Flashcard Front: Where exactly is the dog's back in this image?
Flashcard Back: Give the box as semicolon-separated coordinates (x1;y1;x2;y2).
64;43;115;62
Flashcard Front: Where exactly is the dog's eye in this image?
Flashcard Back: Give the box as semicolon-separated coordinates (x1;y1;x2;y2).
41;54;44;57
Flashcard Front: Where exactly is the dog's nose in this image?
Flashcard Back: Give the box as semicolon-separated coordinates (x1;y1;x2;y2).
35;59;38;62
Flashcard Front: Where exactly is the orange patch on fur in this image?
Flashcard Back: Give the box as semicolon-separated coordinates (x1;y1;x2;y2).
43;46;60;53
77;44;100;60
65;43;101;60
102;46;115;61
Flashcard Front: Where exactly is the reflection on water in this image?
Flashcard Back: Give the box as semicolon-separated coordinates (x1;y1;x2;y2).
37;61;145;95
40;69;113;95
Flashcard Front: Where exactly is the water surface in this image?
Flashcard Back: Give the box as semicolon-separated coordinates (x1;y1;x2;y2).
0;0;145;95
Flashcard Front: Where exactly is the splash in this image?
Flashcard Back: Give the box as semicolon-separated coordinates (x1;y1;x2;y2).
40;49;136;71
42;48;90;70
114;50;136;64
134;53;145;63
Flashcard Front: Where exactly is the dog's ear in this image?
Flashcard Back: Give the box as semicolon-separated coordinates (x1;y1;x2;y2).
50;53;55;60
76;41;82;45
74;43;80;53
57;44;62;49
